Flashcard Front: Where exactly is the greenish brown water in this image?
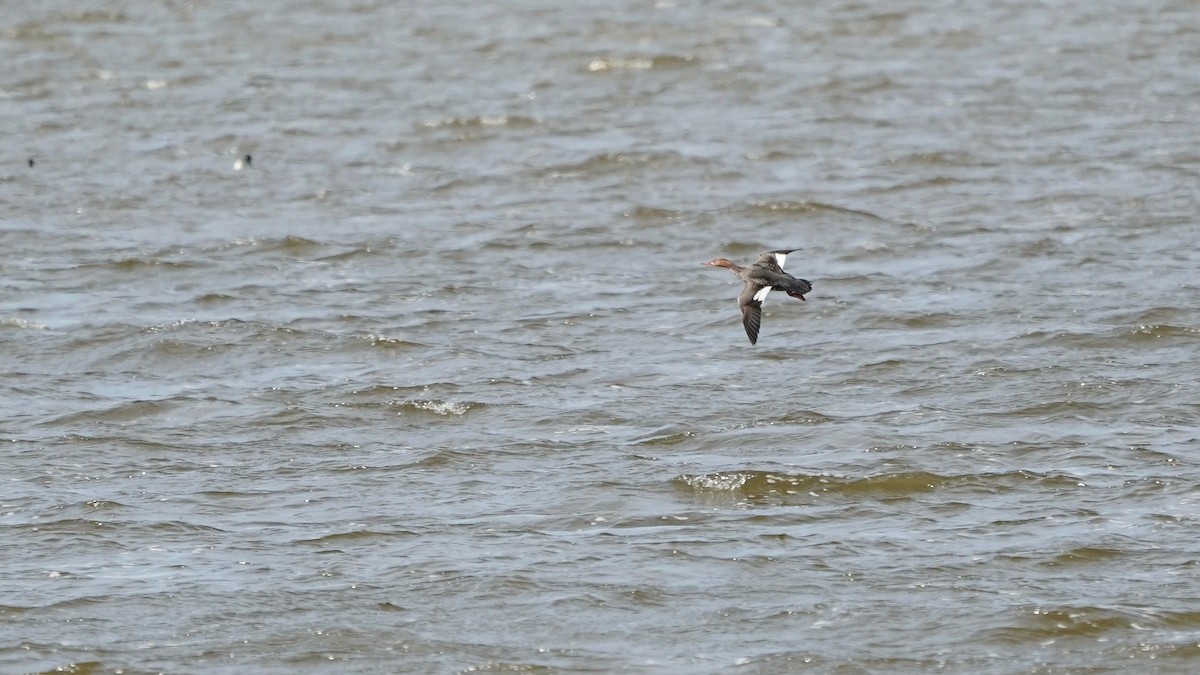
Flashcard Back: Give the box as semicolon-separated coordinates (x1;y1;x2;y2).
3;0;1200;672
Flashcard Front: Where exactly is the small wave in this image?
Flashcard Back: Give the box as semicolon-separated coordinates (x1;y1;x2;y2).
852;358;908;374
1016;328;1118;349
52;9;129;23
543;150;691;176
1124;323;1200;340
588;57;651;71
13;517;112;534
872;312;960;329
869;175;967;193
1104;307;1190;326
0;316;47;329
459;660;562;673
987;605;1157;643
732;16;783;28
628;425;696;446
991;400;1111;418
678;473;755;491
887;150;980;167
220;235;324;255
194;293;236;304
142;318;248;333
337;397;481;417
744;200;887;221
82;499;125;510
1044;546;1127;566
418;114;537;129
411;449;468;468
410;400;474;416
267;235;322;251
332;395;480;417
296;530;415;546
627;205;687;220
675;469;1085;501
359;333;421;349
758;409;834;425
315;247;381;262
345;383;459;397
78;257;204;271
587;55;696;71
41;399;176;426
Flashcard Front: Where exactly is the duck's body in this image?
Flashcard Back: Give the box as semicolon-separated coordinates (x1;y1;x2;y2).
703;249;812;345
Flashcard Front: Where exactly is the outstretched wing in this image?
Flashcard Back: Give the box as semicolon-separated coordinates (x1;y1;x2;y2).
751;251;811;300
737;282;766;345
740;302;761;345
758;249;798;271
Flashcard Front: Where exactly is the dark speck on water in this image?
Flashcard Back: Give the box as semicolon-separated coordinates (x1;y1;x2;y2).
3;0;1200;672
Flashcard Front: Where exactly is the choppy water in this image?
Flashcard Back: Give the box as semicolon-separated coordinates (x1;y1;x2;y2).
4;0;1200;672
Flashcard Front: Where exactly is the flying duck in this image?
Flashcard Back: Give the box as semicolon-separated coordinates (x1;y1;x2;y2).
703;249;812;345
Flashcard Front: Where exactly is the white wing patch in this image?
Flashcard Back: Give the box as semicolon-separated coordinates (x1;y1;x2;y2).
753;286;772;303
773;252;788;268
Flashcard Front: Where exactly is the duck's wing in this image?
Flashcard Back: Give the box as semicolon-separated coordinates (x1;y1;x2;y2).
757;249;798;271
740;302;762;345
751;257;811;301
737;282;767;345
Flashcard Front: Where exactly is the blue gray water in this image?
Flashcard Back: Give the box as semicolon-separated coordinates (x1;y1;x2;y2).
4;0;1200;672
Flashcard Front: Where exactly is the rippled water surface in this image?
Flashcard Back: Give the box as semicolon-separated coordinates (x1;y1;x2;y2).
4;0;1200;672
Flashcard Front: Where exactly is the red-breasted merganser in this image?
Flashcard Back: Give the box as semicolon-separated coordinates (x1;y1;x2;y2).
703;249;812;345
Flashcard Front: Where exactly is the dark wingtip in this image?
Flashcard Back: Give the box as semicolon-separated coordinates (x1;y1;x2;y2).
744;321;760;344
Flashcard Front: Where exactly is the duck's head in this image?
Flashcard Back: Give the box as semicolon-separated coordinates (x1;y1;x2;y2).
702;258;736;269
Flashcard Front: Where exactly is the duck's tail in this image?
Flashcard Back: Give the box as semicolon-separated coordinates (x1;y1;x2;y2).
787;278;812;301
